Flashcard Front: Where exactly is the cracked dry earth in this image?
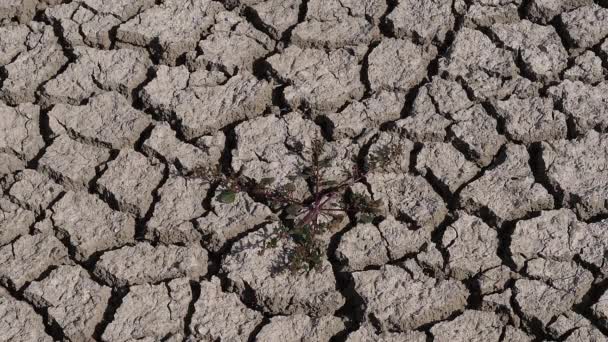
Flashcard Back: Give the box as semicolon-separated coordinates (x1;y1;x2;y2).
2;0;608;341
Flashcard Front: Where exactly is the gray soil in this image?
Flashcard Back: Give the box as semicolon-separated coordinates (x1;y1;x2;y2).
1;0;608;341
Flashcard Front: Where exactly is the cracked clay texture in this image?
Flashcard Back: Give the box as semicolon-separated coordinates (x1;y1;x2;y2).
1;0;608;341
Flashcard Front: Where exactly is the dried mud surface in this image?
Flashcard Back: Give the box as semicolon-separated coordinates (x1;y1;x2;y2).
2;0;608;341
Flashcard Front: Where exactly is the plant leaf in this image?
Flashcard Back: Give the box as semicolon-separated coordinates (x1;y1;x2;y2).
217;190;237;204
285;204;302;216
357;213;374;224
267;237;278;248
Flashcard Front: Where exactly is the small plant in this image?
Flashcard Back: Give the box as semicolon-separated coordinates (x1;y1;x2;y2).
187;138;395;272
